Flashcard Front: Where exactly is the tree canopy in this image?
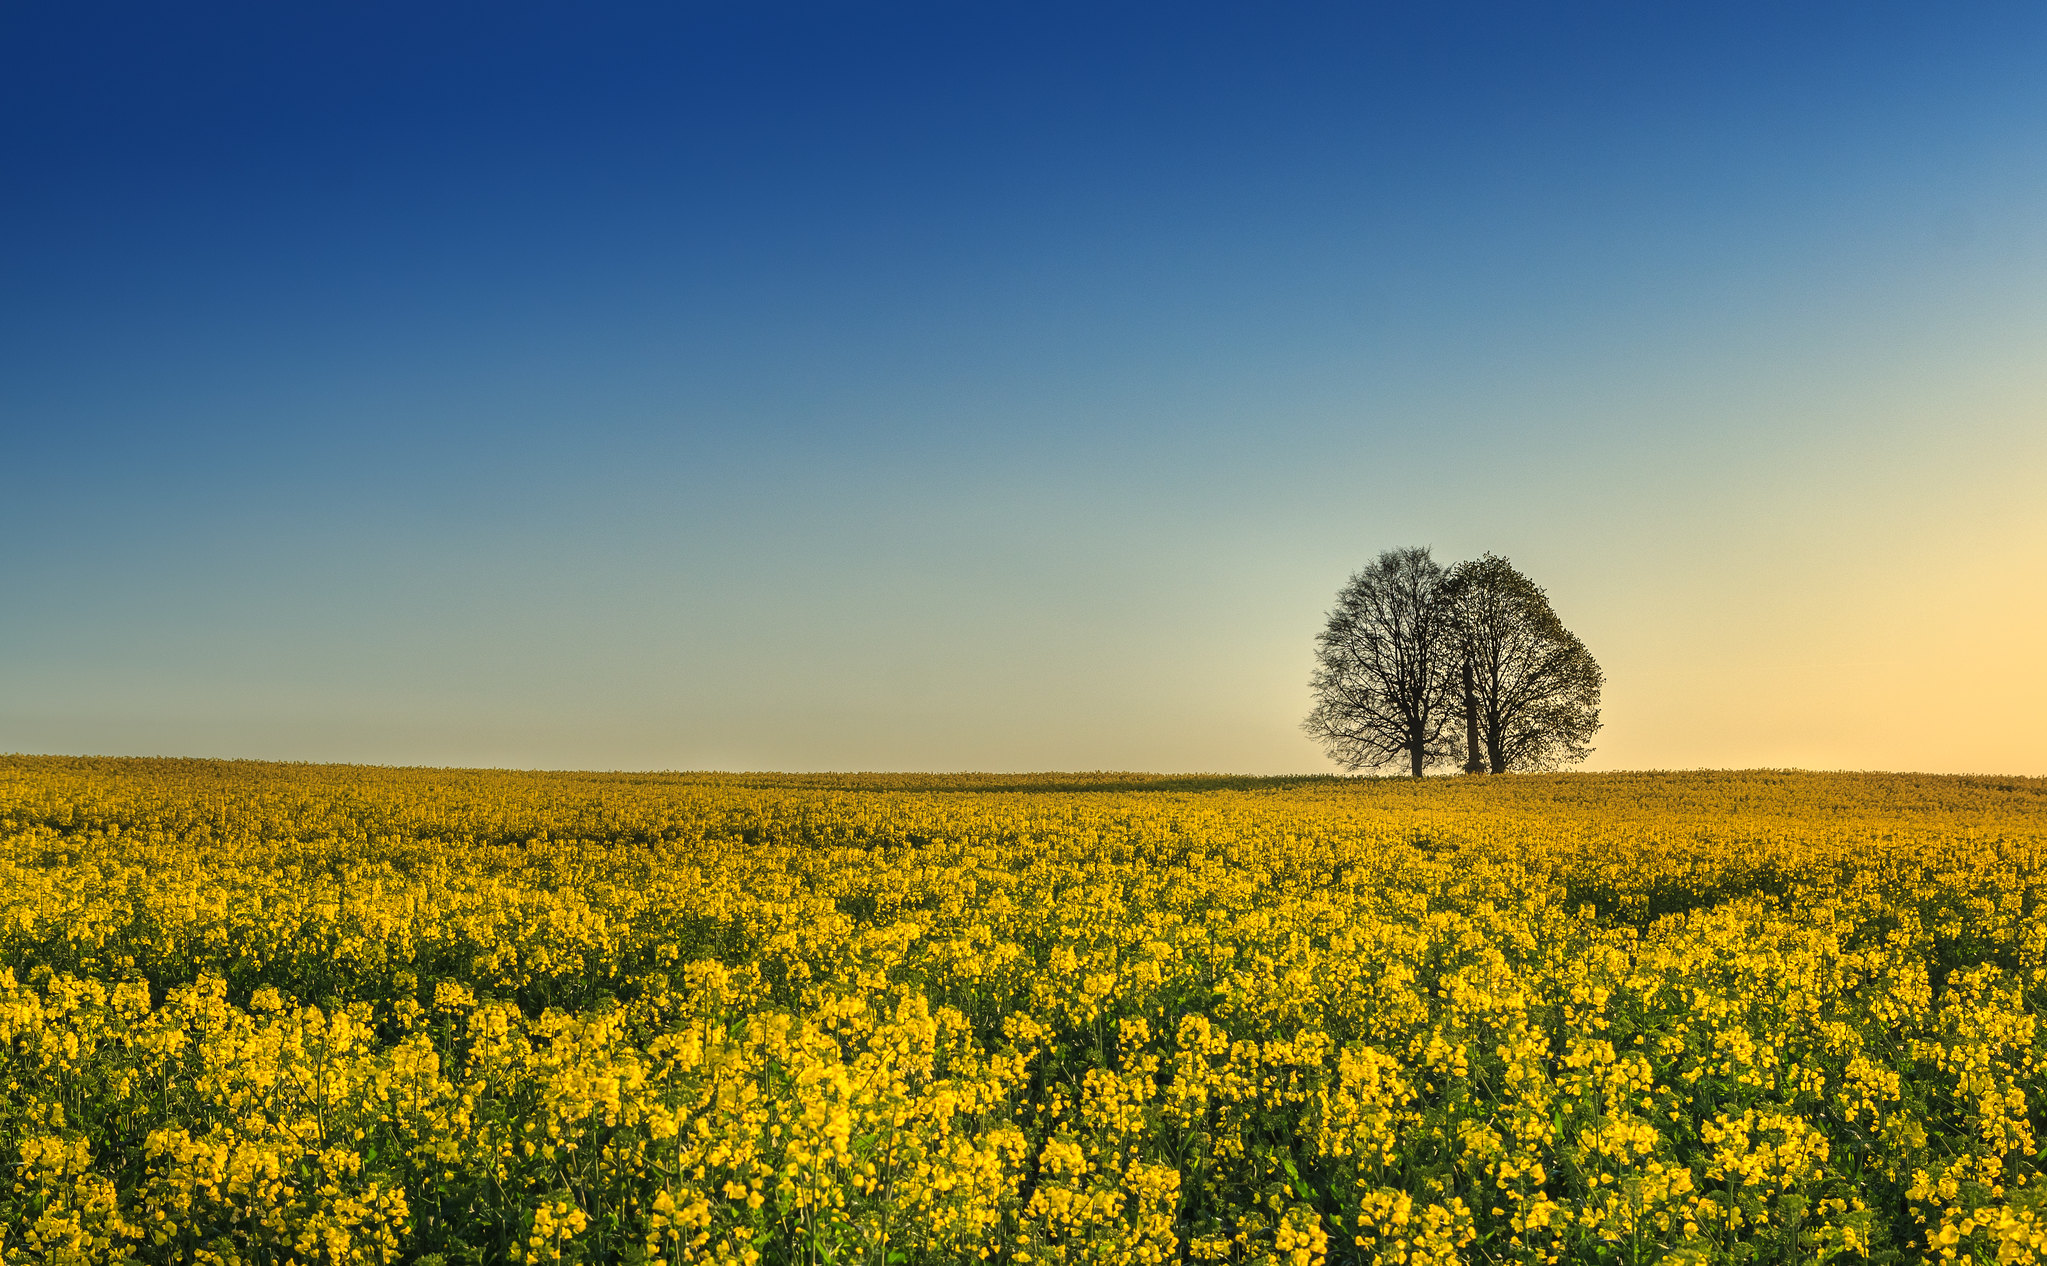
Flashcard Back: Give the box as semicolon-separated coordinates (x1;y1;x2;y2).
1306;548;1601;776
1445;553;1603;773
1302;547;1462;778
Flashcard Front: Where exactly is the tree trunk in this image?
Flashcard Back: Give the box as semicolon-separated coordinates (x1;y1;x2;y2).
1461;659;1483;774
1487;732;1506;775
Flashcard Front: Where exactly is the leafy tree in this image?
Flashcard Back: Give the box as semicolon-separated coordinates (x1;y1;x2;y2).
1443;553;1602;772
1303;547;1461;778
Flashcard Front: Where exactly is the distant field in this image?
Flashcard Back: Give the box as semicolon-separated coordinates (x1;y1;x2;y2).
2;757;2044;1265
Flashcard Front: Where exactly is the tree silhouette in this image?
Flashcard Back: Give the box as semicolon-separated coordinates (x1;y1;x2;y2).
1303;547;1461;777
1308;549;1603;776
1443;553;1602;772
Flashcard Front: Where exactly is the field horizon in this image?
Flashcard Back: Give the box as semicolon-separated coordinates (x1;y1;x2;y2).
8;753;2044;789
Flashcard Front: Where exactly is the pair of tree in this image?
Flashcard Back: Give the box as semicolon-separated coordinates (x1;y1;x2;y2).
1303;548;1602;777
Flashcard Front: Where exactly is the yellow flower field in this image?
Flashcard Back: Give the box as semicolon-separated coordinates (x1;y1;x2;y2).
2;756;2043;1266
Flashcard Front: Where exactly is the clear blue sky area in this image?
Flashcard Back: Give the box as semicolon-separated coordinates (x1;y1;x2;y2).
6;3;2046;772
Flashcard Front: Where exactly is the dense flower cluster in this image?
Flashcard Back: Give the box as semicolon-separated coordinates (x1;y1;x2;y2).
1;756;2044;1265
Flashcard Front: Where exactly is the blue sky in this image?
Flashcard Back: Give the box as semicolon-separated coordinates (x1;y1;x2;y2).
5;2;2045;773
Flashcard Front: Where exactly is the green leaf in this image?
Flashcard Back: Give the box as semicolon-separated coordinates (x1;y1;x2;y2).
1280;1156;1317;1201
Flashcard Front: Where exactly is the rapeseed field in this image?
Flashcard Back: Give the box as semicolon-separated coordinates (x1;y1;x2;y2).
2;756;2043;1266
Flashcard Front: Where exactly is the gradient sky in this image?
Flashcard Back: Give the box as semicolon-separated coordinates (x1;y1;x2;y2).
5;2;2045;775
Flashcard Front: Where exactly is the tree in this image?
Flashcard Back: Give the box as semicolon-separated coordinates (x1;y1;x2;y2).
1443;553;1602;773
1303;547;1462;777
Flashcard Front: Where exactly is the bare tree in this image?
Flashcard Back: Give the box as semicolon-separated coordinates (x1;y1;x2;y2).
1443;553;1602;772
1303;547;1461;777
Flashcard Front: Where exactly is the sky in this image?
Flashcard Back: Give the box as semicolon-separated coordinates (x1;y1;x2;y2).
4;1;2045;776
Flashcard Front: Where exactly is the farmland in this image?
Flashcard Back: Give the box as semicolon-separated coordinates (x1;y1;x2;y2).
2;756;2044;1265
